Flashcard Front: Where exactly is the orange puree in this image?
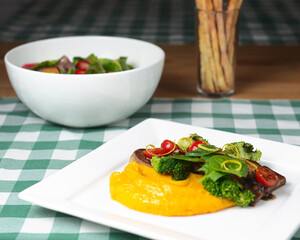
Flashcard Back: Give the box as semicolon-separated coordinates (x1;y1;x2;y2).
109;161;235;216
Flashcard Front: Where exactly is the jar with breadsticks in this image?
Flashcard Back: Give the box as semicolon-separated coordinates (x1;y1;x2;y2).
195;0;243;97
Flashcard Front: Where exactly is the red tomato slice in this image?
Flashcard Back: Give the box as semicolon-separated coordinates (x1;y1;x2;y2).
75;69;87;74
188;140;207;152
255;166;278;187
22;63;36;69
143;139;176;159
143;147;169;159
143;150;152;159
76;60;90;70
161;140;175;151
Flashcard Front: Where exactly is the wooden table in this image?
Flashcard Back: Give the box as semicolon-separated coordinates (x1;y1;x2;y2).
1;41;300;99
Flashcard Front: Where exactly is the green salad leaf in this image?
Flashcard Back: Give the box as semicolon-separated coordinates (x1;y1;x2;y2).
186;146;222;159
30;60;58;70
85;61;105;74
167;155;205;162
118;56;133;70
199;155;248;182
99;58;122;72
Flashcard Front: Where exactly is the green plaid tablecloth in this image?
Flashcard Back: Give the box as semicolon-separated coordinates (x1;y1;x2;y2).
1;97;300;240
0;0;299;44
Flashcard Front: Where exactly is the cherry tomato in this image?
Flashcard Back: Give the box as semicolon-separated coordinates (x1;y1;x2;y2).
188;140;207;152
76;60;90;70
161;140;175;151
255;166;278;187
143;139;175;159
75;69;87;74
143;148;169;159
22;63;36;69
143;150;152;159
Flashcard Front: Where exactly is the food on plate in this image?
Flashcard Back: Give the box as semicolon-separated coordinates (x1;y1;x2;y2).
22;54;134;74
109;134;286;216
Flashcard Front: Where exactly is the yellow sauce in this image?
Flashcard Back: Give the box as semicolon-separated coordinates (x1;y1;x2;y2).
110;161;235;216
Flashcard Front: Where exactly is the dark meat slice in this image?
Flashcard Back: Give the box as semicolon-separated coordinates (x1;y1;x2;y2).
130;149;152;167
230;160;286;206
190;162;205;174
55;55;75;73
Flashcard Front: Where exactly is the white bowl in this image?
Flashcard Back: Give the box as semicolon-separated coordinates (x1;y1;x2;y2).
5;36;165;127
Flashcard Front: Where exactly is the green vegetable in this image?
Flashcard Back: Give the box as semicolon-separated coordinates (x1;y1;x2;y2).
84;54;105;74
30;60;58;70
66;68;74;74
202;177;255;207
168;154;205;162
150;156;192;181
85;54;98;64
85;61;105;74
223;141;262;161
99;58;122;72
199;155;248;182
118;56;133;70
189;133;209;144
72;56;84;67
186;145;222;161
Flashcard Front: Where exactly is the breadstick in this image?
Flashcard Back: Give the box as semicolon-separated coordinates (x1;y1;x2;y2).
228;0;243;64
205;0;228;92
225;0;236;44
213;0;234;88
199;11;216;93
196;0;217;93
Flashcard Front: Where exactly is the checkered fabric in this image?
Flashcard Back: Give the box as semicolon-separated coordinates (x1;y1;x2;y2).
0;97;300;240
0;0;299;44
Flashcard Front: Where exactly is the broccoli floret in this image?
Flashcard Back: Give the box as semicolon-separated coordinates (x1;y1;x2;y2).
189;133;209;144
151;156;192;181
223;141;262;161
202;177;255;207
201;177;222;197
234;191;256;207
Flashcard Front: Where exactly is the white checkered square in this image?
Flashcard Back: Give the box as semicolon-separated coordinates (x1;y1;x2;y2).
23;116;47;125
51;149;77;160
20;218;54;233
58;130;83;141
232;103;253;114
14;131;40;142
151;103;172;113
0;192;10;205
271;105;294;115
0;114;7;126
0;169;22;181
276;120;300;129
104;129;126;142
0;103;16;112
281;135;300;146
109;119;130;127
234;119;257;129
191;117;214;128
191;102;212;113
3;149;31;160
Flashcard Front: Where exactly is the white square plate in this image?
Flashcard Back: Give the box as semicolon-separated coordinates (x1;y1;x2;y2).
19;118;300;240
